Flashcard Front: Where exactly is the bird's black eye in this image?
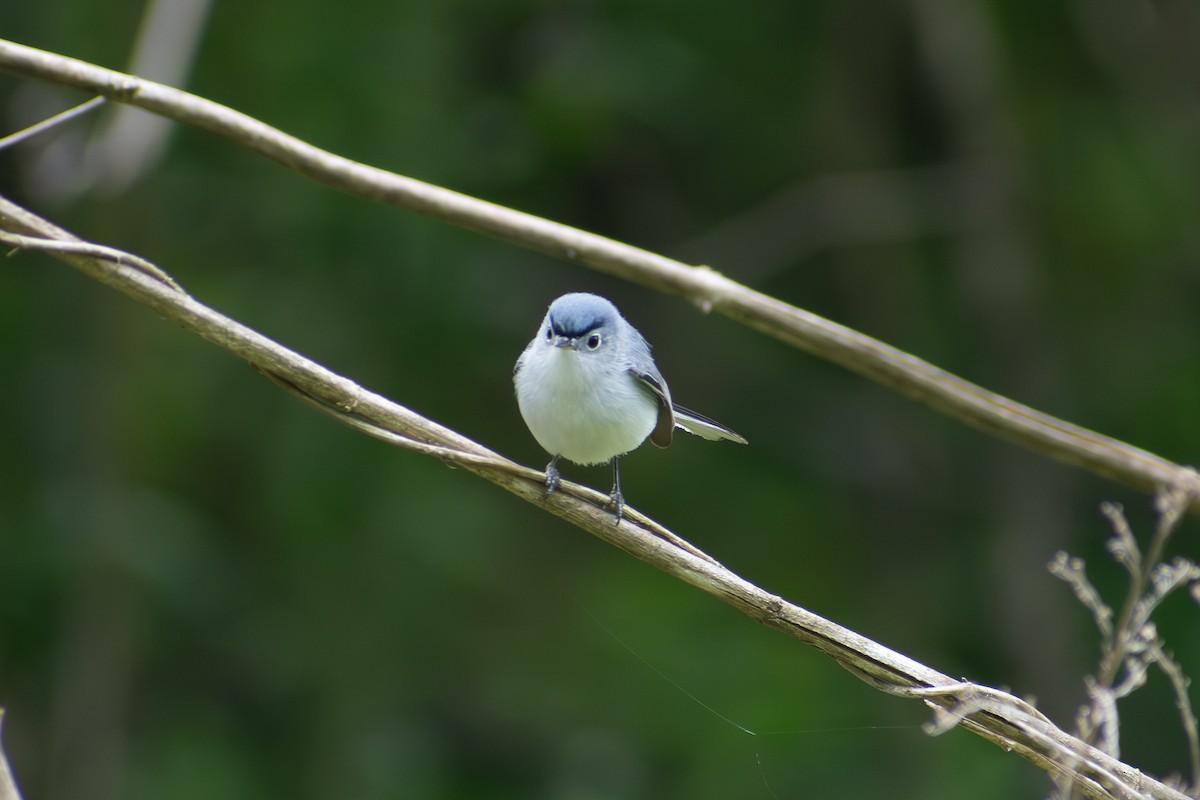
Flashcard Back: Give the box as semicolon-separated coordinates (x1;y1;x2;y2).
586;333;602;350
545;326;553;341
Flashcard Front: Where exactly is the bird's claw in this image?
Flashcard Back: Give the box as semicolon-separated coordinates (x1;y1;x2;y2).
609;487;625;526
544;458;561;495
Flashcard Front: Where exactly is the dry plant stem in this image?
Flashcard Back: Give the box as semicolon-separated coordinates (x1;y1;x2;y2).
1097;503;1142;692
1097;487;1198;698
0;94;105;150
1150;640;1200;792
0;39;1193;516
2;197;1191;800
1055;487;1200;800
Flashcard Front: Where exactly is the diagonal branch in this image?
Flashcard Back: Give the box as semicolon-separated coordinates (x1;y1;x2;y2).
0;192;1190;800
0;37;1192;514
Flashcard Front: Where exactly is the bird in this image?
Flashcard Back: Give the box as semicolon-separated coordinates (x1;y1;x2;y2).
514;292;746;522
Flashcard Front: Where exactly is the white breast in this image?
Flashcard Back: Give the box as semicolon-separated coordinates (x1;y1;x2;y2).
516;345;659;466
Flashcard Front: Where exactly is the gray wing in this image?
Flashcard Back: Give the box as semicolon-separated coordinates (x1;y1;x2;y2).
631;370;676;448
622;321;675;448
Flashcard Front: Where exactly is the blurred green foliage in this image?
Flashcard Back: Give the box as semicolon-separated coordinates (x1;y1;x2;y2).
2;1;1200;798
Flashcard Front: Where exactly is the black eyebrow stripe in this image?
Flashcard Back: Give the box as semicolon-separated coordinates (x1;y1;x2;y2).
549;313;604;338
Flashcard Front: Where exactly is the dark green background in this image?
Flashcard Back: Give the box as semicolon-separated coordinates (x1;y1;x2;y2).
3;1;1199;797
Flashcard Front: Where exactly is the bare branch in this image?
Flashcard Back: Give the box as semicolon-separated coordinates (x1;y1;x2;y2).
1;191;1191;800
0;37;1194;515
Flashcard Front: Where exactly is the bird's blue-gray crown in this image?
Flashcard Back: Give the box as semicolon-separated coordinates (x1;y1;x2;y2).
546;293;617;339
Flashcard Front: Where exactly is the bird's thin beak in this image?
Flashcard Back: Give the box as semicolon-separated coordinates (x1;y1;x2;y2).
552;336;575;349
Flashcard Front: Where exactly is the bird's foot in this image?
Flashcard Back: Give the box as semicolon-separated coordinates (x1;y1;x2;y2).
544;457;561;495
608;486;625;526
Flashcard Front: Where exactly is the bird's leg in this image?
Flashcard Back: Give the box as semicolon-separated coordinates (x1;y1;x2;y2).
609;457;625;525
544;455;562;495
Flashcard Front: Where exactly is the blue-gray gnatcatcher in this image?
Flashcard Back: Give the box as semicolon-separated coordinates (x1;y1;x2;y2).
514;292;746;522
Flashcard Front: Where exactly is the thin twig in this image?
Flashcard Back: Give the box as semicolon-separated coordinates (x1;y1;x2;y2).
1;192;1190;800
1149;476;1200;580
1049;552;1115;644
1147;640;1200;792
1103;502;1143;578
0;95;105;150
0;231;184;292
0;37;1192;515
